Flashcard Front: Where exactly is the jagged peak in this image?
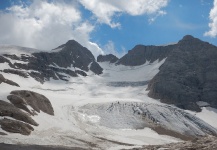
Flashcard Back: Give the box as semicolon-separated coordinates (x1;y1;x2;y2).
182;35;195;40
176;35;207;47
52;40;83;52
65;39;81;46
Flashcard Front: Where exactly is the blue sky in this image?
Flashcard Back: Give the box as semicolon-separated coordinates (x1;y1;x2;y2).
0;0;216;57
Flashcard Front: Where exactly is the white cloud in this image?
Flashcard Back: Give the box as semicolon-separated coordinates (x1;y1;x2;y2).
103;40;126;57
79;0;169;28
204;0;217;37
0;0;103;57
149;10;167;23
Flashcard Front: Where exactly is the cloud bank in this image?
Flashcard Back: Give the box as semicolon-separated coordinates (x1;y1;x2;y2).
79;0;169;28
204;0;217;37
0;0;103;57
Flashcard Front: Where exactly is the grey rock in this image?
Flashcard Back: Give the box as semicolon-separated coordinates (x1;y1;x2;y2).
0;74;20;87
0;132;7;135
89;61;103;74
7;94;35;115
116;44;175;66
3;69;28;78
97;54;119;63
10;90;54;115
0;100;38;126
0;40;103;83
0;118;34;135
148;35;217;111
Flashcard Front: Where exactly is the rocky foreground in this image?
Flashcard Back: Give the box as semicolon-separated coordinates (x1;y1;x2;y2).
138;135;217;150
0;136;216;150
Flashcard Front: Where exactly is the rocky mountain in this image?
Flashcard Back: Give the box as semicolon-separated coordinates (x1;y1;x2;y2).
0;36;217;149
0;40;103;83
148;35;217;112
97;35;217;112
116;44;176;66
97;54;119;63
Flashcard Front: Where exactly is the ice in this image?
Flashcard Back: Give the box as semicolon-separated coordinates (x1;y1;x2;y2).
0;52;217;149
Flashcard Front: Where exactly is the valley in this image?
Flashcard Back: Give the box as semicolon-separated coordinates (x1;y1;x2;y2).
0;35;217;150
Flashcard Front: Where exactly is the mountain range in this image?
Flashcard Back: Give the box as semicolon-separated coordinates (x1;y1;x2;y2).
0;35;217;149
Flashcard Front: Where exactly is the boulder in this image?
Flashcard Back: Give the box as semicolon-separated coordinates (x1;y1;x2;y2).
10;90;54;115
0;118;34;135
0;100;38;126
7;94;35;115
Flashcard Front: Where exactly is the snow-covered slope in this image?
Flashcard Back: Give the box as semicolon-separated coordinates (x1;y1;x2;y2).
0;44;217;149
99;59;166;82
80;102;217;138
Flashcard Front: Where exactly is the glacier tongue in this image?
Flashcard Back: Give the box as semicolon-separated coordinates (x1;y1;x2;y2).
79;102;217;139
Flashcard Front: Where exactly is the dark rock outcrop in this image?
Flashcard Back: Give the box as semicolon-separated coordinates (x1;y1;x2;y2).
0;74;20;87
0;118;34;135
0;100;38;126
97;54;119;63
7;95;35;115
89;62;103;74
3;69;28;78
9;90;54;115
116;44;176;66
0;90;54;135
148;35;217;111
0;40;103;83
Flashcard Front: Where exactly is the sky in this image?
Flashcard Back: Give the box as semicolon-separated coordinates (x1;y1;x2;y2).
0;0;216;58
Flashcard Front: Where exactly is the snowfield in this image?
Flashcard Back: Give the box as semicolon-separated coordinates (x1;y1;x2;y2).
1;59;217;150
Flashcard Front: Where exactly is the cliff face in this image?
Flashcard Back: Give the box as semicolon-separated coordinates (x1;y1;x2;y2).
97;54;119;63
0;40;103;83
116;44;176;66
148;35;217;111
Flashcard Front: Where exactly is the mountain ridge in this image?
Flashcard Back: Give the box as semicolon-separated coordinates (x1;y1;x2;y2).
0;35;217;149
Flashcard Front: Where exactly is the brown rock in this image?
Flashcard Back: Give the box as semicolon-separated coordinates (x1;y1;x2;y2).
0;118;34;135
0;100;38;126
0;74;20;87
7;95;35;115
10;90;54;115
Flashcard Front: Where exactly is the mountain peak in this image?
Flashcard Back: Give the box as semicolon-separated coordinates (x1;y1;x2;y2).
65;40;80;46
182;35;195;40
178;35;202;45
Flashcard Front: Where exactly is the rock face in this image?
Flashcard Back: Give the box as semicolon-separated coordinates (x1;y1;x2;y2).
0;90;54;135
0;74;19;87
0;118;34;135
0;100;38;126
116;44;175;66
148;35;217;111
96;36;217;112
97;54;119;63
9;90;54;115
0;40;103;83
